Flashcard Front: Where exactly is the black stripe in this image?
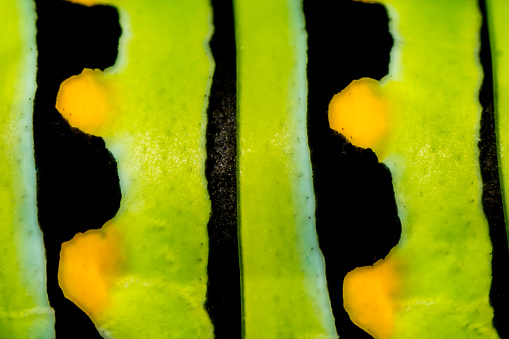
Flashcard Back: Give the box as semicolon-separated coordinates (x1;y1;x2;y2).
477;1;509;337
204;0;241;337
33;1;121;337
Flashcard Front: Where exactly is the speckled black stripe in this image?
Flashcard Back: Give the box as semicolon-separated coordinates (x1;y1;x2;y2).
477;1;509;337
204;0;241;337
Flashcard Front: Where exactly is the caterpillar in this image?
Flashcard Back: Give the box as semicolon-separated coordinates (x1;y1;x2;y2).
1;0;508;338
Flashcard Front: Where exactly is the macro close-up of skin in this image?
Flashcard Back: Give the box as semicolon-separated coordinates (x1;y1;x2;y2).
2;0;509;338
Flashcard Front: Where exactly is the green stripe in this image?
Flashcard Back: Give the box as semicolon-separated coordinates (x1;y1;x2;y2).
0;0;55;337
235;0;337;337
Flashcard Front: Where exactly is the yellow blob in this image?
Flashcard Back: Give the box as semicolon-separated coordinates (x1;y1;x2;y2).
56;68;112;136
343;257;400;339
65;0;99;6
329;78;389;156
58;227;123;322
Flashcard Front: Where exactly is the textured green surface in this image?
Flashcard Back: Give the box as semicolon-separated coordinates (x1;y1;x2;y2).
0;0;55;337
60;0;214;337
356;0;498;337
487;0;509;245
235;0;337;337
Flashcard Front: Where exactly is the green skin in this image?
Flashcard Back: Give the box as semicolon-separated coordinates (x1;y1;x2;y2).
234;0;337;337
0;0;55;338
59;0;214;337
486;0;509;245
358;0;498;337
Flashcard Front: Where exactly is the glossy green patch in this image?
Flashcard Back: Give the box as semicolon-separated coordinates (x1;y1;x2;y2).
235;0;337;337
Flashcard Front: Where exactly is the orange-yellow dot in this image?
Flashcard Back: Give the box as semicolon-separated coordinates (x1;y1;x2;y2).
64;0;99;6
58;226;123;322
329;77;389;156
343;257;400;339
56;68;112;136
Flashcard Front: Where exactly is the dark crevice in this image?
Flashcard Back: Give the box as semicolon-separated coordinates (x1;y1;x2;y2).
204;0;241;337
33;1;122;337
304;1;398;337
478;0;509;337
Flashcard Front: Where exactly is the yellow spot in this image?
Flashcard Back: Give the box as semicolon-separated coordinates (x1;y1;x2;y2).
56;68;113;136
343;257;400;339
329;78;389;156
58;226;123;322
64;0;99;6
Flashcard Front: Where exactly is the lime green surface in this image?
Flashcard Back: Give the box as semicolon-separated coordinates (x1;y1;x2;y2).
0;0;55;337
235;0;337;337
60;0;214;337
486;0;509;245
357;0;498;337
